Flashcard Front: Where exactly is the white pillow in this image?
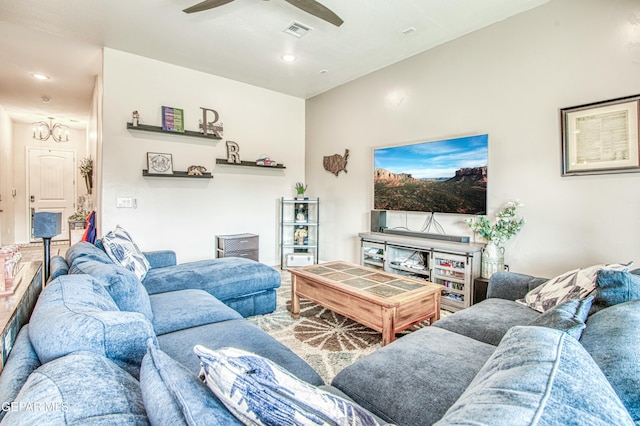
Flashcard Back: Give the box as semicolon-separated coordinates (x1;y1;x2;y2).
102;226;151;281
517;263;631;313
194;345;380;426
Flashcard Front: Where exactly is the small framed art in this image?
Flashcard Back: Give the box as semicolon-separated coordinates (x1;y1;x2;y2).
161;106;185;133
561;94;640;176
147;152;173;175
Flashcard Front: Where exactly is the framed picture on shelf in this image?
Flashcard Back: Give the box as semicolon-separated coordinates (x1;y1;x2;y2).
147;152;173;175
561;94;640;176
161;106;185;133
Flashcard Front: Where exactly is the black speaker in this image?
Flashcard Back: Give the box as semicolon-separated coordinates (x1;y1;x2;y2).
370;210;387;232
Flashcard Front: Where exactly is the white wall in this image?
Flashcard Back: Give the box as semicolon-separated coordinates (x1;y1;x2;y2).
306;0;640;277
101;49;305;264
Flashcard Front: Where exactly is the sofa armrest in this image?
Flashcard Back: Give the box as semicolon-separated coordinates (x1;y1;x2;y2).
143;250;177;269
486;271;548;301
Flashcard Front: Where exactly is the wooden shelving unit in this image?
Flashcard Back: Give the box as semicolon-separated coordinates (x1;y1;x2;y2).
126;122;222;141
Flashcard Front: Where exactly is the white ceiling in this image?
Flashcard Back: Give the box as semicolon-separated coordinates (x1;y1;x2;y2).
0;0;550;127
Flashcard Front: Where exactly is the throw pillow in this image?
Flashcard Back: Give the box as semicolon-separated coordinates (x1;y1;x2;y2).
591;269;640;314
516;262;630;313
194;345;381;426
527;296;593;340
102;225;151;280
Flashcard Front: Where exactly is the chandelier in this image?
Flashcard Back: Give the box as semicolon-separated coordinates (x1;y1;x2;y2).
32;117;69;143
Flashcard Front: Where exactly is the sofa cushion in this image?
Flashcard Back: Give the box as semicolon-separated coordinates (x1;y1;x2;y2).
140;341;242;426
433;298;539;346
516;263;629;312
157;319;323;387
580;299;640;423
435;326;634;425
141;257;280;301
71;259;153;322
65;241;113;267
28;275;157;377
1;352;148;425
149;289;242;335
591;269;640;314
331;326;496;425
102;225;151;280
194;345;380;426
526;296;593;340
0;326;41;422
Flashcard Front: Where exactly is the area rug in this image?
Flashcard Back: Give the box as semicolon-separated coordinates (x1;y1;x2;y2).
247;270;445;384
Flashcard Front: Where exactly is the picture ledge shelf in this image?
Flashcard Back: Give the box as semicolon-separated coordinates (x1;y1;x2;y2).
127;123;222;140
142;170;213;179
215;158;286;169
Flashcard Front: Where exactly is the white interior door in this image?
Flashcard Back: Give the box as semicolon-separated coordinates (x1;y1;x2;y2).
28;148;76;242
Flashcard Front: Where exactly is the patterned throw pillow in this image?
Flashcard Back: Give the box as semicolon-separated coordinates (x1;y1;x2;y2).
194;345;380;426
102;226;151;281
517;263;630;313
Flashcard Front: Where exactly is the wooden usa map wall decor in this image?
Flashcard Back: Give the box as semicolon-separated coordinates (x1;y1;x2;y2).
323;149;349;176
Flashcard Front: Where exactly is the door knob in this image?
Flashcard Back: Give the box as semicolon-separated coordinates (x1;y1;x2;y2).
30;195;35;203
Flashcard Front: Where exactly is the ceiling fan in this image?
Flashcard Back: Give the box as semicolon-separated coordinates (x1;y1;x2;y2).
183;0;344;27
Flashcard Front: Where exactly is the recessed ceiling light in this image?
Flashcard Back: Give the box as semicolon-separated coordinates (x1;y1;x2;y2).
281;54;297;62
31;73;50;80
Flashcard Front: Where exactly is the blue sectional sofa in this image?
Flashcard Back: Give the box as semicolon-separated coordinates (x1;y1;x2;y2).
0;241;323;424
1;238;639;425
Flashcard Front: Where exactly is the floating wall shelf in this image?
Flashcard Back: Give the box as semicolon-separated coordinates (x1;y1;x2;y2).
142;170;213;179
127;123;222;141
215;159;286;169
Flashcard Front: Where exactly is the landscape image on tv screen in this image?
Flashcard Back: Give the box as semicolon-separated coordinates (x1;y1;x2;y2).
374;134;488;214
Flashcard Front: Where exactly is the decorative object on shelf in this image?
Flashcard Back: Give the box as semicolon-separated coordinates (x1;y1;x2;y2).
256;156;278;167
215;158;286;169
296;203;308;222
294;226;308;245
147;152;174;175
126;122;221;140
199;107;223;138
132;110;139;127
226;141;241;164
79;157;93;194
561;94;640;176
161;106;185;133
187;165;207;175
32;117;69;142
295;182;307;199
465;201;525;279
323;149;349;176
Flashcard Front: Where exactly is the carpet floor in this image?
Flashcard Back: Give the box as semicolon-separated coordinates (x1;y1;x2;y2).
247;270;448;384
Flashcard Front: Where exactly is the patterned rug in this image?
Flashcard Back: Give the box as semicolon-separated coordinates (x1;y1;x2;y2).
247;270;445;384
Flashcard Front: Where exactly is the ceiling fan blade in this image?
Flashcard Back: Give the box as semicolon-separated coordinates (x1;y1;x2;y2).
283;0;344;27
183;0;235;14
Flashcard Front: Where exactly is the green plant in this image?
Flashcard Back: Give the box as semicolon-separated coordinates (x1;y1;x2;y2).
79;157;93;177
465;201;524;244
295;182;307;195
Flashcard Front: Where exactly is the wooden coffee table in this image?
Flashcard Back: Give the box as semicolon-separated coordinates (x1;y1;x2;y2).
289;261;443;346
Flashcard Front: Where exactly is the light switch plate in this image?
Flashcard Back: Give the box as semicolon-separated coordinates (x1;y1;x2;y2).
116;197;134;208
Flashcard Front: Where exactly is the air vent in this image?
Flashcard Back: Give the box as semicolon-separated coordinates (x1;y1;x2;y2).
283;21;312;38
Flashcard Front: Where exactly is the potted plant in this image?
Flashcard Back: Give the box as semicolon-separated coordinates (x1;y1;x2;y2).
465;201;524;278
295;182;307;200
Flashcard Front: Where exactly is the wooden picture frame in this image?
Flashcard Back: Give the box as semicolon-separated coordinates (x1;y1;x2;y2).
561;94;640;176
147;152;173;175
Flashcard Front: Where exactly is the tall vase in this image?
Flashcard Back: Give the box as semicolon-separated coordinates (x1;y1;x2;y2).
481;240;505;279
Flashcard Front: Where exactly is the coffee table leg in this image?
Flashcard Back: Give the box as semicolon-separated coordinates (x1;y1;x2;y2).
291;275;300;319
381;307;396;346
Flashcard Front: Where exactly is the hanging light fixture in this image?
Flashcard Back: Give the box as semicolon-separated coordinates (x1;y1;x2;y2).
32;117;69;143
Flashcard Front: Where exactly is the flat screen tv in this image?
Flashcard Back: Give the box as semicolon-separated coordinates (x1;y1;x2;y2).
374;134;488;214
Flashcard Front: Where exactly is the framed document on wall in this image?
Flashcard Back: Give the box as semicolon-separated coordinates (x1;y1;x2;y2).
561;94;640;176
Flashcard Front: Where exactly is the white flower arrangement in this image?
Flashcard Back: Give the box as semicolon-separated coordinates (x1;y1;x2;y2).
465;201;525;245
